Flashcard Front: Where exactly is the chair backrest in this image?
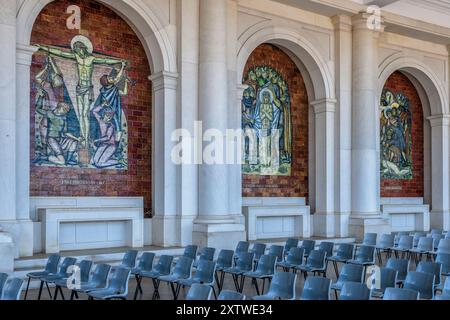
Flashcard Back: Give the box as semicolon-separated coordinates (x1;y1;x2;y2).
218;290;246;301
44;254;61;274
432;234;444;251
137;252;155;272
436;252;450;275
376;268;397;293
306;250;327;269
108;267;131;294
340;282;370;300
318;242;334;258
235;252;255;272
363;233;377;246
404;271;435;299
121;250;138;269
235;241;250;254
0;278;24;300
186;284;212;300
386;258;410;281
251;243;267;260
413;233;427;247
416;261;442;286
285;247;305;266
266;272;297;300
154;255;174;275
57;257;77;277
172;256;194;279
255;255;276;275
78;260;93;283
193;260;216;284
0;273;9;296
300;240;316;255
217;250;235;269
397;236;414;250
355;245;375;263
198;247;216;262
394;232;410;246
438;239;450;253
443;277;450;296
383;287;419;300
378;234;395;248
183;245;198;260
301;277;331;300
337;264;364;284
268;245;284;262
335;243;354;259
416;237;434;252
90;264;111;288
431;229;442;236
284;238;299;254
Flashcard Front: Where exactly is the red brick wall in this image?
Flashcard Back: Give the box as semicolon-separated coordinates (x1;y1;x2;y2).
242;44;309;200
30;0;152;215
381;71;424;197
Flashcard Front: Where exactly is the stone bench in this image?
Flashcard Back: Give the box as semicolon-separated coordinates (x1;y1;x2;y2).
381;198;430;232
38;207;144;254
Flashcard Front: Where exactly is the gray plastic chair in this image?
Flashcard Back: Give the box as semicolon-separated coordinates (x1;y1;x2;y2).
0;273;8;297
319;242;334;259
87;267;131;300
38;257;77;300
403;271;435;300
386;258;410;286
132;252;155;299
300;240;316;258
410;237;433;264
296;249;327;279
376;234;395;264
435;253;450;276
416;261;442;289
383;287;419;300
339;282;370;300
300;276;331;300
370;267;398;298
434;278;450;300
277;247;304;271
177;260;217;299
242;255;276;295
120;250;138;269
328;243;354;277
331;264;364;299
157;256;194;300
251;243;267;264
436;239;450;254
69;263;111;300
223;252;254;293
140;255;174;300
347;245;376;280
362;233;377;246
392;236;413;259
194;247;216;267
268;245;284;262
215;249;235;292
218;290;246;300
412;232;427;248
235;241;250;255
432;234;444;252
284;238;299;258
183;245;198;260
24;254;60;300
53;259;93;300
430;229;443;236
186;283;212;300
253;272;297;300
0;278;24;300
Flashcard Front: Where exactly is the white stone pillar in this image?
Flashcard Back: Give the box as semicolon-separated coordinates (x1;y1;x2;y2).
0;0;19;260
349;13;389;240
15;44;38;257
428;115;450;231
332;15;352;237
193;0;245;249
312;99;336;237
151;71;180;247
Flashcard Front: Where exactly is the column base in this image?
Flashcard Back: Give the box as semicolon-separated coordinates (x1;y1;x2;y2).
192;220;246;250
349;215;390;242
430;210;450;231
313;212;351;238
152;215;197;247
0;231;14;272
0;220;33;258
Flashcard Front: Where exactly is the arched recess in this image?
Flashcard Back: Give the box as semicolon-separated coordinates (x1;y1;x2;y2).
237;24;336;236
378;54;450;230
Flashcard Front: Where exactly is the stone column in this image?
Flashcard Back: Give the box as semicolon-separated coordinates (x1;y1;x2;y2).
349;13;389;240
193;0;245;249
0;0;20;260
312;99;336;237
332;15;352;237
428;115;450;231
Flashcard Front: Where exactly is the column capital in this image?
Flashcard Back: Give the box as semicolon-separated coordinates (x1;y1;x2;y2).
311;98;337;114
16;43;38;67
352;11;385;33
332;15;352;32
149;71;179;91
428;114;450;127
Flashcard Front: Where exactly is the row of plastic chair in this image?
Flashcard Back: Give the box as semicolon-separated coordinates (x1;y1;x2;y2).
0;273;24;300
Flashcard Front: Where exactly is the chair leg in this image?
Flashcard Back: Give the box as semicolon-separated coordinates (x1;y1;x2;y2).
133;282;140;300
220;271;226;293
70;290;76;300
215;271;221;292
334;289;338;300
212;286;217;300
333;261;339;278
239;276;246;293
59;286;66;300
253;278;260;296
37;281;44;300
45;282;53;299
24;277;31;300
261;278;266;295
53;286;59;300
